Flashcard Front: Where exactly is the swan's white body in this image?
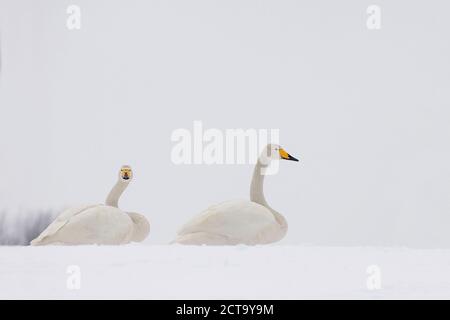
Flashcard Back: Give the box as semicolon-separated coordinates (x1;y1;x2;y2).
175;200;286;245
173;144;297;245
31;166;150;246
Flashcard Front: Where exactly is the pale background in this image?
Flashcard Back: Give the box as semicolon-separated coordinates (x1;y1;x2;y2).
1;0;450;247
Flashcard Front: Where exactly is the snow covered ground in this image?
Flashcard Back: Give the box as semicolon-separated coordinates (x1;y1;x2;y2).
1;245;450;299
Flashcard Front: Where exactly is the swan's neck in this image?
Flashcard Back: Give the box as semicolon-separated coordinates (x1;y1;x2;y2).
105;179;129;208
250;160;288;231
250;160;269;207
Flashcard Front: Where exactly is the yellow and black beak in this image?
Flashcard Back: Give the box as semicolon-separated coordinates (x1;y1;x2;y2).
120;167;132;180
279;148;299;162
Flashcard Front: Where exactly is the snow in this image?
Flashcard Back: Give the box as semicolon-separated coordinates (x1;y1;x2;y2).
1;245;450;299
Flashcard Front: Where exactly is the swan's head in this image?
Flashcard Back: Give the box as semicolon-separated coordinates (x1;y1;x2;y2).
119;165;133;182
263;144;299;162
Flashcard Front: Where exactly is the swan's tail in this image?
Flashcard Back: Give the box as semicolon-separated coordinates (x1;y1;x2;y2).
29;219;68;246
0;209;55;246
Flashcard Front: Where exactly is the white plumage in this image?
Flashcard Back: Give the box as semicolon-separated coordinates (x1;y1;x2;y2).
173;144;299;245
175;200;280;245
30;166;150;246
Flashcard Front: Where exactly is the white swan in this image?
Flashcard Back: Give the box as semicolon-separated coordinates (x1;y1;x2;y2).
30;166;150;246
173;144;299;245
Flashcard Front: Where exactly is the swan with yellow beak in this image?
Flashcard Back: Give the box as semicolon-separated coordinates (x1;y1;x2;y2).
31;166;150;245
173;144;299;245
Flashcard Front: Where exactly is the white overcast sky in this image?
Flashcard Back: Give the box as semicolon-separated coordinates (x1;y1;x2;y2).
1;0;450;247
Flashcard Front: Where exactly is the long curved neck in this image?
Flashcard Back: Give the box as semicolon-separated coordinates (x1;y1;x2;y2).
105;179;128;208
250;160;269;207
250;159;287;231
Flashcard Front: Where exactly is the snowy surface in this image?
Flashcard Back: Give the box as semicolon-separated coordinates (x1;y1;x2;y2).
1;245;450;299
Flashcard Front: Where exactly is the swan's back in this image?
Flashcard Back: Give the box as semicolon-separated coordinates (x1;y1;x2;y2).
31;205;133;245
30;204;98;245
175;199;277;244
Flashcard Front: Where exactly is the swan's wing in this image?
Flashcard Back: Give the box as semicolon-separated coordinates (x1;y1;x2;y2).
126;212;150;242
30;204;100;245
177;199;276;241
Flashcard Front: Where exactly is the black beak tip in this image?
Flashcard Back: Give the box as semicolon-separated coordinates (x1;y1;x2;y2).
287;154;299;162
